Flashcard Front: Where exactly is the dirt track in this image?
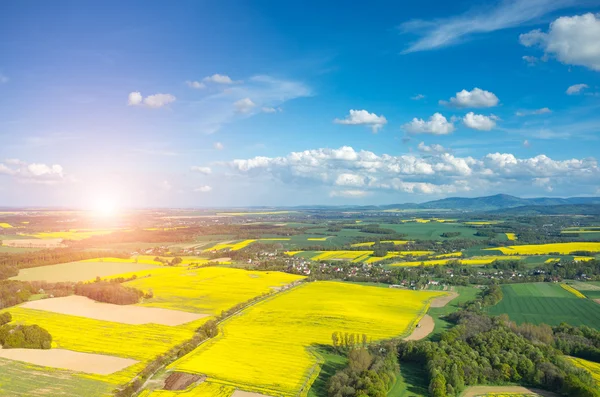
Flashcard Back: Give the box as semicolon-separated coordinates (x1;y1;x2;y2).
0;349;137;375
430;291;459;308
403;314;434;341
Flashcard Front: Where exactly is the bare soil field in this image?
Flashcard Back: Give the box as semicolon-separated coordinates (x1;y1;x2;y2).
0;349;137;375
209;257;231;262
430;291;459;308
2;238;64;248
461;385;560;397
403;314;434;341
232;390;274;397
163;372;204;390
21;296;208;326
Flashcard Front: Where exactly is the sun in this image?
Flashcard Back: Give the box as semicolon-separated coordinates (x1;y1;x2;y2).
91;197;119;217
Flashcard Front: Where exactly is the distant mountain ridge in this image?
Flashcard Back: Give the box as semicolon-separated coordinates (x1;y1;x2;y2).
382;194;600;211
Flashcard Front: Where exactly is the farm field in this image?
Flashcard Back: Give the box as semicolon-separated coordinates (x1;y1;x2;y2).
389;256;523;267
567;357;600;385
564;281;600;299
118;266;305;314
10;259;161;282
485;242;600;255
139;382;236;397
23;229;122;240
0;357;114;397
285;250;434;263
168;281;444;396
487;283;600;328
506;233;517;240
0;222;13;228
202;239;256;252
375;222;487;240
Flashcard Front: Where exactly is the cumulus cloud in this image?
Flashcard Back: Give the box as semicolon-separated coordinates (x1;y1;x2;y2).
403;113;455;135
191;166;212;175
334;109;388;133
519;13;600;71
463;112;497;131
566;83;588;95
417;142;448;154
0;159;67;184
411;94;426;100
194;185;213;192
399;0;573;53
441;88;499;108
234;98;256;113
335;173;365;187
329;190;370;198
128;92;176;108
186;80;205;89
226;146;600;197
262;106;282;113
516;107;552;116
214;142;224;150
203;74;235;84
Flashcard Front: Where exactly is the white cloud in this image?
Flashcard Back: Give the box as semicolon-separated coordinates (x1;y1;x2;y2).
522;55;538;65
463;112;497;131
411;94;426;100
191;166;212;175
186;80;206;89
203;74;235;84
519;13;600;71
234;98;256;114
441;88;499;108
399;0;573;53
334;109;387;133
403;113;455;135
417;142;448;154
214;142;224;150
227;145;600;197
194;185;213;193
128;92;176;108
144;93;176;108
566;83;589;95
329;190;369;198
262;106;282;113
0;160;67;185
335;173;365;187
516;107;552;116
523;139;531;148
128;91;143;106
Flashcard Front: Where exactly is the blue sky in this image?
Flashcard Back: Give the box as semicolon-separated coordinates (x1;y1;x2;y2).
1;0;600;207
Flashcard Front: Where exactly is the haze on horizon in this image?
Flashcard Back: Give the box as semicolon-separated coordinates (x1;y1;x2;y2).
1;0;600;208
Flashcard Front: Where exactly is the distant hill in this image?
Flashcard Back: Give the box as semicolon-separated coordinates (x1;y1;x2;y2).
489;204;600;216
384;194;600;212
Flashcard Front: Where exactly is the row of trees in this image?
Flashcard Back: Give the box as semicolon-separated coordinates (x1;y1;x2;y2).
328;344;399;397
74;281;146;305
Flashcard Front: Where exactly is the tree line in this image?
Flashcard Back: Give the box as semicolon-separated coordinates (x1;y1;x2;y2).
0;312;52;349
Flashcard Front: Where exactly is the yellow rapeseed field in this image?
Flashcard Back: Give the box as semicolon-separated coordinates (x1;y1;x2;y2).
0;222;13;228
545;258;560;263
170;281;443;396
350;240;410;247
574;256;596;262
202;240;256;252
117;266;305;315
390;256;522;267
485;242;600;255
23;229;120;240
568;357;600;385
431;252;463;259
307;237;331;241
5;307;195;384
311;251;373;261
139;382;235;397
363;251;435;264
260;238;291;241
505;233;517;241
560;284;586;298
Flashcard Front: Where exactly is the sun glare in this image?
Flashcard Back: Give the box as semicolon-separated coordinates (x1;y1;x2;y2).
91;197;118;217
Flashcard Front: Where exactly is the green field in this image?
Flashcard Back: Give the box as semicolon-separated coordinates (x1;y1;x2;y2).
10;260;160;282
428;286;480;340
377;222;487;240
567;281;600;300
388;362;428;397
0;358;113;397
487;283;600;328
